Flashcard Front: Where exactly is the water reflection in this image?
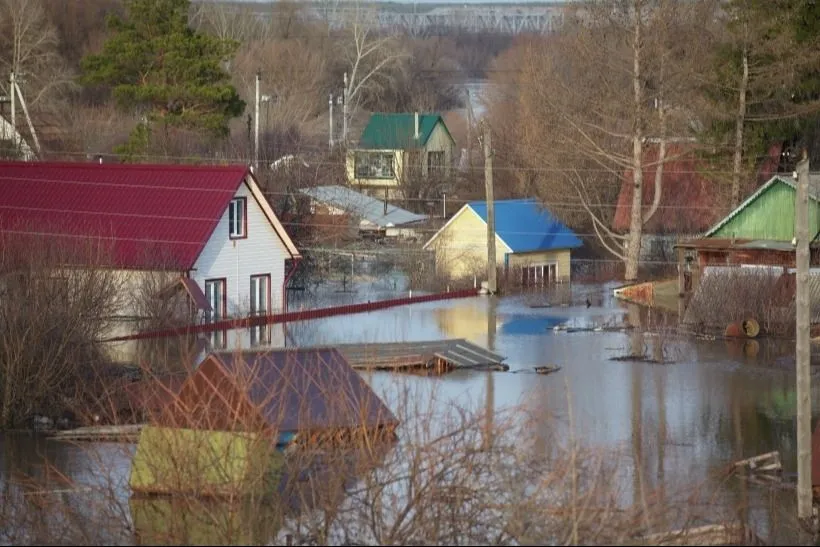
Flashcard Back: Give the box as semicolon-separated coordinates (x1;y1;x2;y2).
8;283;820;543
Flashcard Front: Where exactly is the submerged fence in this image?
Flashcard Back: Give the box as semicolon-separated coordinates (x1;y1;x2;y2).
104;288;480;343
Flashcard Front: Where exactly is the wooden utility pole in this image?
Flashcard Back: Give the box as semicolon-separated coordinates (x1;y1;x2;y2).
795;151;813;524
483;122;497;294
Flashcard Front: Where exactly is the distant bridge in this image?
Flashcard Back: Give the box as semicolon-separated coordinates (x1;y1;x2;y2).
200;2;569;35
313;6;567;35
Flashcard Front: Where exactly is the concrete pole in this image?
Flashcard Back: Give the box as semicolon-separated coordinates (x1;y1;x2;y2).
343;72;349;144
483;122;497;294
9;72;16;150
329;93;334;150
795;151;814;524
254;71;261;172
465;87;473;168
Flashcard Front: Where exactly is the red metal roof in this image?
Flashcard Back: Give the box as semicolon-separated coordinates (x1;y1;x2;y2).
0;161;251;270
613;143;728;234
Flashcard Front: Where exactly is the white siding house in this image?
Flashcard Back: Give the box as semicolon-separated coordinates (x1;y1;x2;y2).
192;180;296;318
0;161;300;364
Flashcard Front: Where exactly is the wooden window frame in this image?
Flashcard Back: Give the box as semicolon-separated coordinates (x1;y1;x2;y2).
228;197;248;240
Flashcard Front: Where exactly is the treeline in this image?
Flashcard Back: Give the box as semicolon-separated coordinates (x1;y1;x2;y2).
0;0;510;163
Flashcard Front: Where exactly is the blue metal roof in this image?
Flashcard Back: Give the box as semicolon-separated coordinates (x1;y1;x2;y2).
468;198;582;253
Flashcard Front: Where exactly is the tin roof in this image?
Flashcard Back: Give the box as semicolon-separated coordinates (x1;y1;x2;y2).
467;199;582;253
209;348;398;433
300;185;427;228
331;339;506;370
358;113;453;149
0;161;299;270
613;143;728;235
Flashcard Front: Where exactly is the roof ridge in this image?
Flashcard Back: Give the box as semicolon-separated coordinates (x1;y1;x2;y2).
0;161;250;173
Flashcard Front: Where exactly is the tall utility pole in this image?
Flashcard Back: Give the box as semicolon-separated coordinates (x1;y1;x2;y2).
483;122;497;294
465;87;473;168
795;151;813;524
9;72;16;150
254;71;261;172
329;93;334;150
342;72;349;144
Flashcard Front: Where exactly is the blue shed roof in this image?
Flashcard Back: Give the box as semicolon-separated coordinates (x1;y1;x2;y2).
468;199;582;253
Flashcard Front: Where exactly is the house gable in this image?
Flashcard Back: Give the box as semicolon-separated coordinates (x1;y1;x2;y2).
706;176;820;241
191;180;293;316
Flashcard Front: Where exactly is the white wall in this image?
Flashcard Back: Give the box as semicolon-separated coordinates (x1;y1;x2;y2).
191;180;291;317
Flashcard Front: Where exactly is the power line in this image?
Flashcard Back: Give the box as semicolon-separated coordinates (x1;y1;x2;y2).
32;149;799;175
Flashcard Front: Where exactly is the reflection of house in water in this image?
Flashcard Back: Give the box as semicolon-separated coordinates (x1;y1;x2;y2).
434;300;503;348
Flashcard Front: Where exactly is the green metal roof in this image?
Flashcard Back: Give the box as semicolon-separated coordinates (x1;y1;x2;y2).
358;113;451;149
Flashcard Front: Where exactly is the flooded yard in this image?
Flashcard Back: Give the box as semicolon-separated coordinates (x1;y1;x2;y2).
1;281;817;544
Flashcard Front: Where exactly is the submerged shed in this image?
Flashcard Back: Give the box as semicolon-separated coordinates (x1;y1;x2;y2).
158;348;399;445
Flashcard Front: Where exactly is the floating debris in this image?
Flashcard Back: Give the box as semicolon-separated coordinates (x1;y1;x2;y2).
534;365;561;375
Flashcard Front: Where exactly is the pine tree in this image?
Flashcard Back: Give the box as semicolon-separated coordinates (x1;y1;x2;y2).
80;0;245;158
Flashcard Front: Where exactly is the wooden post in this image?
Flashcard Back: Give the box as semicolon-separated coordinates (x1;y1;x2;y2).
483;122;497;294
795;151;813;524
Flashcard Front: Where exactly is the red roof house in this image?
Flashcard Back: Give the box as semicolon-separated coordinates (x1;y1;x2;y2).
0;162;300;342
612;143;727;236
612;142;785;236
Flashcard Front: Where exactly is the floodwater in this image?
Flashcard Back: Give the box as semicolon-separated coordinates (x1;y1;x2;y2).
2;281;818;544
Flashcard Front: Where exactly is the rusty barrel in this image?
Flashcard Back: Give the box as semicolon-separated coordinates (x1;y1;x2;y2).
725;318;760;339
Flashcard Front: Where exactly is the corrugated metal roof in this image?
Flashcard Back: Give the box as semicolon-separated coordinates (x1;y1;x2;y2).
613;143;734;235
211;348;398;433
0;161;253;270
467;198;582;253
358;113;453;149
331;339;506;370
300;185;427;227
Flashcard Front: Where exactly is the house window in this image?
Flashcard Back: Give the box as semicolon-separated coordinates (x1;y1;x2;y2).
228;197;247;239
354;152;395;179
204;278;226;322
428;151;445;177
249;274;271;316
521;264;557;287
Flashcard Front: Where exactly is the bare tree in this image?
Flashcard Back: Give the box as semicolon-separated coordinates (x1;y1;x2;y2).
0;0;75;108
499;0;715;281
339;1;408;143
0;226;124;428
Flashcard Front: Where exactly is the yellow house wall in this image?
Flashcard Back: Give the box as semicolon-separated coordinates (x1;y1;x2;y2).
429;207;511;280
507;249;573;282
345;120;454;193
423;122;454;177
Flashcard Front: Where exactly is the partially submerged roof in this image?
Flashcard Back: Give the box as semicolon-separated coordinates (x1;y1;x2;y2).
208;348;398;433
0;161;299;270
425;198;582;253
331;339;506;370
300;185;427;228
358;113;453;150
